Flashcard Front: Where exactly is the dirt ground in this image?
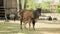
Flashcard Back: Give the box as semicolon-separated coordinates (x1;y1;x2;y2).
0;20;60;34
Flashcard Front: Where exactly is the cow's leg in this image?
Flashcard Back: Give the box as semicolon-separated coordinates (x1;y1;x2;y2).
20;19;22;29
32;19;35;30
28;18;31;30
23;22;27;29
29;22;31;30
14;15;16;21
5;14;9;22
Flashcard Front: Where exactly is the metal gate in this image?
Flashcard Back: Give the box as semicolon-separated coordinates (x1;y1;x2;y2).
0;0;5;19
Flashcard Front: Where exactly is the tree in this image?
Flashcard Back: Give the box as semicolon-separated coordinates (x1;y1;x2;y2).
19;0;27;9
24;0;27;9
19;0;22;10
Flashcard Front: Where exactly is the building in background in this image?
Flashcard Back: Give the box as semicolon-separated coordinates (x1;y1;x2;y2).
50;0;59;13
0;0;4;19
0;0;19;19
50;2;58;12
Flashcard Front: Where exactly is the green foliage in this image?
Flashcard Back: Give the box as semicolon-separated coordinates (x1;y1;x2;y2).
58;5;60;8
20;0;60;13
42;9;51;13
21;0;51;10
57;8;60;13
57;5;60;13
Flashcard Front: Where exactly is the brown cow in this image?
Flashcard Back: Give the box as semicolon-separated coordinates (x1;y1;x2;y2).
19;8;41;30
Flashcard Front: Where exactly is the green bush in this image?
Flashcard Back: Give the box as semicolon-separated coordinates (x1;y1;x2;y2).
57;8;60;13
42;9;51;13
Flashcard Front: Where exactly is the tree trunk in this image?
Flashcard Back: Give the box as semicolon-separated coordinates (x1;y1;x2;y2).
19;0;22;10
24;0;27;9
